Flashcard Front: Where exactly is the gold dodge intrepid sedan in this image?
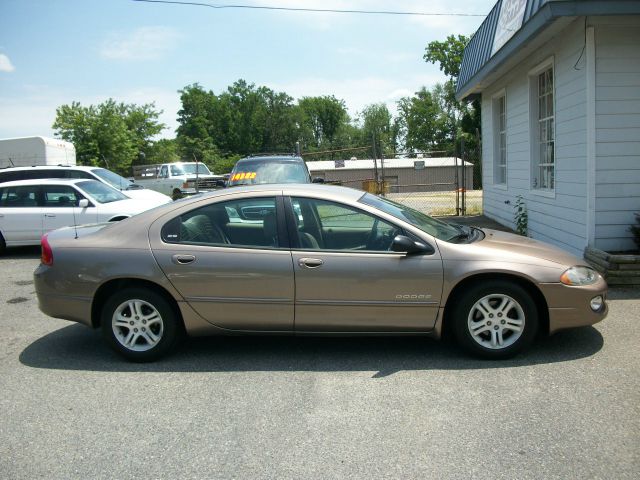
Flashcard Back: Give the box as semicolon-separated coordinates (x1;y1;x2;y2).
34;184;608;362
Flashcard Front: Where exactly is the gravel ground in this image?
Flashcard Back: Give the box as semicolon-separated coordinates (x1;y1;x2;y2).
1;247;638;480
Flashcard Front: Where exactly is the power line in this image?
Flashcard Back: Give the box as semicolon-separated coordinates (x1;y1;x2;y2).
131;0;486;17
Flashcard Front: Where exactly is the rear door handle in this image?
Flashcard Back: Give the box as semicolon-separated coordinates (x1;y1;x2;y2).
44;214;56;218
298;258;324;269
172;254;196;265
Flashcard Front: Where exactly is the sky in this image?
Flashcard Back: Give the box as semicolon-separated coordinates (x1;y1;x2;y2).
0;0;495;140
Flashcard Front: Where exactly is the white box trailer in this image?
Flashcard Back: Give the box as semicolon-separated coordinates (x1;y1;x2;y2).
0;136;76;168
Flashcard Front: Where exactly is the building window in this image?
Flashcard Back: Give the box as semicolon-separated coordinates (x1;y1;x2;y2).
532;67;555;190
493;94;507;184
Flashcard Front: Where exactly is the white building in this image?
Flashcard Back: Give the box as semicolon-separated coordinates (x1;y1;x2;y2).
457;0;640;256
307;157;473;192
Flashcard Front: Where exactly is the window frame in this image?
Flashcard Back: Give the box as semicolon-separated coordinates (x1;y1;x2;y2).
528;57;556;197
0;185;42;208
41;184;85;208
284;195;406;254
161;195;290;250
492;89;507;188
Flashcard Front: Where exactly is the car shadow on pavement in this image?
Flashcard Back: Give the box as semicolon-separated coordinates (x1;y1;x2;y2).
19;324;604;377
1;246;41;259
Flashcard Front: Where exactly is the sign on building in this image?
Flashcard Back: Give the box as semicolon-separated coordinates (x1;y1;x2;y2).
491;0;527;56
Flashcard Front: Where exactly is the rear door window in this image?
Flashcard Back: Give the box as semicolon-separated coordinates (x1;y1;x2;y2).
0;185;41;207
162;197;281;248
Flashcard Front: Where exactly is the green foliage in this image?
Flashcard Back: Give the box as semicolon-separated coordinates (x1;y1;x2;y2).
144;138;180;165
359;103;395;157
53;99;165;175
297;95;347;148
423;34;468;79
396;85;453;153
410;34;481;172
629;213;640;250
177;81;300;157
514;195;528;236
176;81;364;162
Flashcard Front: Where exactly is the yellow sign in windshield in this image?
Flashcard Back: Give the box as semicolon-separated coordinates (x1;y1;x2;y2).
231;172;257;182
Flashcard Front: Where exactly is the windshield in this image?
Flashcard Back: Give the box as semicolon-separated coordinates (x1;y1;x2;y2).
229;161;310;185
360;193;460;241
170;163;212;176
91;168;139;190
76;180;129;204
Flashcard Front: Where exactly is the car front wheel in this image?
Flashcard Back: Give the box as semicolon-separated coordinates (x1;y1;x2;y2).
101;288;181;362
452;280;538;359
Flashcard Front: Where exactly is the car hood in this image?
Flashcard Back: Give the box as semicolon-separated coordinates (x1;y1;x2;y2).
475;228;585;266
122;188;172;204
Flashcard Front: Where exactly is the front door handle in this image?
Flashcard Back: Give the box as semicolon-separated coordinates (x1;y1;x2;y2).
298;257;324;269
44;214;56;218
172;254;196;265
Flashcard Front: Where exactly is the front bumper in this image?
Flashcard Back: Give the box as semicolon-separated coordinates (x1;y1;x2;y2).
539;278;608;334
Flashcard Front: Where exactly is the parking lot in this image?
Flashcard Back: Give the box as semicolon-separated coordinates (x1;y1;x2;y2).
1;247;638;479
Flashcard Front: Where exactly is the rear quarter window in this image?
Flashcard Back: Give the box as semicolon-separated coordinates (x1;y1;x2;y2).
0;171;24;183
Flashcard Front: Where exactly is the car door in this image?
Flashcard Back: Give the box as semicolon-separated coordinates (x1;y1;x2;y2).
41;184;97;233
149;193;295;331
287;196;443;332
0;184;43;245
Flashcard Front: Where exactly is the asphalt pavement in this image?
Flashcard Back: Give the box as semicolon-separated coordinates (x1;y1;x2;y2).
1;247;638;479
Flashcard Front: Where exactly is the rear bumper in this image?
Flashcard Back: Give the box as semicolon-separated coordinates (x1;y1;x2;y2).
34;264;93;327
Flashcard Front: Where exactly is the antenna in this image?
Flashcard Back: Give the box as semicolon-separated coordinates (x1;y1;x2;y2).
72;200;79;239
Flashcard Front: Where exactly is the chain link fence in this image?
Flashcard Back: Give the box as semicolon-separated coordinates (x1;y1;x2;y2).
307;143;483;217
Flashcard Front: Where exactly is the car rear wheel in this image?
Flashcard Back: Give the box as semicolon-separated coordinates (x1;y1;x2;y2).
0;232;5;255
101;288;181;362
452;280;538;359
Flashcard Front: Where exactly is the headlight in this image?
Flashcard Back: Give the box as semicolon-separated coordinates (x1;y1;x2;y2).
560;266;598;286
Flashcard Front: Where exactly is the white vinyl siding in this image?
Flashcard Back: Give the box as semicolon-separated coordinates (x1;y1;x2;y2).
593;17;640;252
481;18;587;256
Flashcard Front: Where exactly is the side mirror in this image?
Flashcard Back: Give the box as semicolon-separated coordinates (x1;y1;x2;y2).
312;177;325;183
391;235;434;255
78;199;89;208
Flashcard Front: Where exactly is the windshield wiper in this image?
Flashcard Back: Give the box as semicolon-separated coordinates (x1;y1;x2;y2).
446;224;473;243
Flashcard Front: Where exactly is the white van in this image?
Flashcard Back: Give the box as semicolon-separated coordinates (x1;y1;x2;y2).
0;136;76;168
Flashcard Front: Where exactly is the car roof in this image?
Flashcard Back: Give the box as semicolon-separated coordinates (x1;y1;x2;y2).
197;183;365;202
236;155;304;163
0;178;100;187
0;165;98;172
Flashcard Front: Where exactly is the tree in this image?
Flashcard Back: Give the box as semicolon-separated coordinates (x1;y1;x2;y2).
53;99;165;175
397;85;453;153
297;96;348;149
424;34;481;183
423;34;468;79
359;103;395;157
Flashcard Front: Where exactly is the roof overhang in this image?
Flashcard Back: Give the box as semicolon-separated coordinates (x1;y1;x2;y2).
456;0;640;101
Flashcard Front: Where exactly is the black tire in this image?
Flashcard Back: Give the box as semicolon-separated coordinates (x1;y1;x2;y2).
452;280;538;359
101;288;182;362
0;232;5;255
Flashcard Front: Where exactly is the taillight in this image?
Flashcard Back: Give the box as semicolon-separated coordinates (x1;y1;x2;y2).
41;234;53;266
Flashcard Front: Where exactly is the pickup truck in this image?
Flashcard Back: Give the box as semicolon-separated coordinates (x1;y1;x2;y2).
132;162;224;196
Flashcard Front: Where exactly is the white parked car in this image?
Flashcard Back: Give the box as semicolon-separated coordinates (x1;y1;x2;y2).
0;179;167;251
0;165;171;203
